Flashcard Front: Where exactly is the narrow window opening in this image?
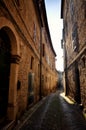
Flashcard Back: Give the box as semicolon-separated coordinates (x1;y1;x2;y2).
30;56;34;69
38;64;40;77
42;44;45;57
33;23;36;42
15;0;20;6
72;22;79;51
82;57;85;68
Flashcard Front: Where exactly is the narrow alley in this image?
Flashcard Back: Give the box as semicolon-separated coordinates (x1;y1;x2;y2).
0;0;86;129
13;91;86;130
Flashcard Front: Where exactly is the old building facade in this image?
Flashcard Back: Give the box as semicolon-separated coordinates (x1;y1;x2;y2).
61;0;86;111
0;0;57;121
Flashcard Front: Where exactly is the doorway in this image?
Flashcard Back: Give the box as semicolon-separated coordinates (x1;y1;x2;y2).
74;62;81;104
28;72;34;105
0;29;11;118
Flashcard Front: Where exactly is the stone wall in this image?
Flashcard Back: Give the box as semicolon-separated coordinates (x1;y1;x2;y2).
62;0;86;110
0;0;58;120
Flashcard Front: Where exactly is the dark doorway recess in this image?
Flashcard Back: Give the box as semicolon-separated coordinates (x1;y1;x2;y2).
0;28;11;119
74;62;81;104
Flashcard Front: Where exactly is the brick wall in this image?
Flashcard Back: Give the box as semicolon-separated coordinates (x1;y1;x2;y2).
62;0;86;110
0;0;58;119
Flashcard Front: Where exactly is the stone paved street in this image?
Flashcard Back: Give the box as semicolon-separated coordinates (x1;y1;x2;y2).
14;92;86;130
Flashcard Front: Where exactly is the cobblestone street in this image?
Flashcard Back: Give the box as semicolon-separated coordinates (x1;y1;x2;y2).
14;92;86;130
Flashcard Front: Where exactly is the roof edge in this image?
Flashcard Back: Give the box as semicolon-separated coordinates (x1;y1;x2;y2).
42;0;57;56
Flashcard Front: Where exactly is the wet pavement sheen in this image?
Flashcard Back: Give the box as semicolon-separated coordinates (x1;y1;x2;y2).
14;92;86;130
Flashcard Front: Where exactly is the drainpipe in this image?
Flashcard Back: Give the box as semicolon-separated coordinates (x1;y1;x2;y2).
39;26;42;100
39;0;43;100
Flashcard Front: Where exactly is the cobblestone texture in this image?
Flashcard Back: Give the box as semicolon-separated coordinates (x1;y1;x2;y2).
14;92;86;130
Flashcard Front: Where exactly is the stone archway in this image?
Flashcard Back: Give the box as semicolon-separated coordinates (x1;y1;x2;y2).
0;17;20;120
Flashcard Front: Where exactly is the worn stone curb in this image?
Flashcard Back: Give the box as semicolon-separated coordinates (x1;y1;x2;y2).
14;97;46;130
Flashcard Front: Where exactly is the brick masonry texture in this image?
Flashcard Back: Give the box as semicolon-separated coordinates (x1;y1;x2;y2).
61;0;86;111
0;0;58;120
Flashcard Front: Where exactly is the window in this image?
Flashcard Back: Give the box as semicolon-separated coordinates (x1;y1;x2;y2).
38;64;40;77
72;22;79;51
64;21;68;37
46;55;49;65
15;0;20;6
70;0;75;22
84;1;86;18
42;44;45;57
30;56;34;69
14;0;24;10
44;31;48;43
33;23;36;42
62;28;65;42
61;39;63;49
46;76;47;82
82;56;85;68
42;75;44;81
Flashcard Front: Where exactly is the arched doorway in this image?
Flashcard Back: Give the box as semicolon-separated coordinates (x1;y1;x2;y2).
0;17;21;120
0;28;11;118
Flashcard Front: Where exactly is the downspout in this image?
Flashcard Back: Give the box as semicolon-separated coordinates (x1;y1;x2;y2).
39;0;43;100
39;26;42;100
